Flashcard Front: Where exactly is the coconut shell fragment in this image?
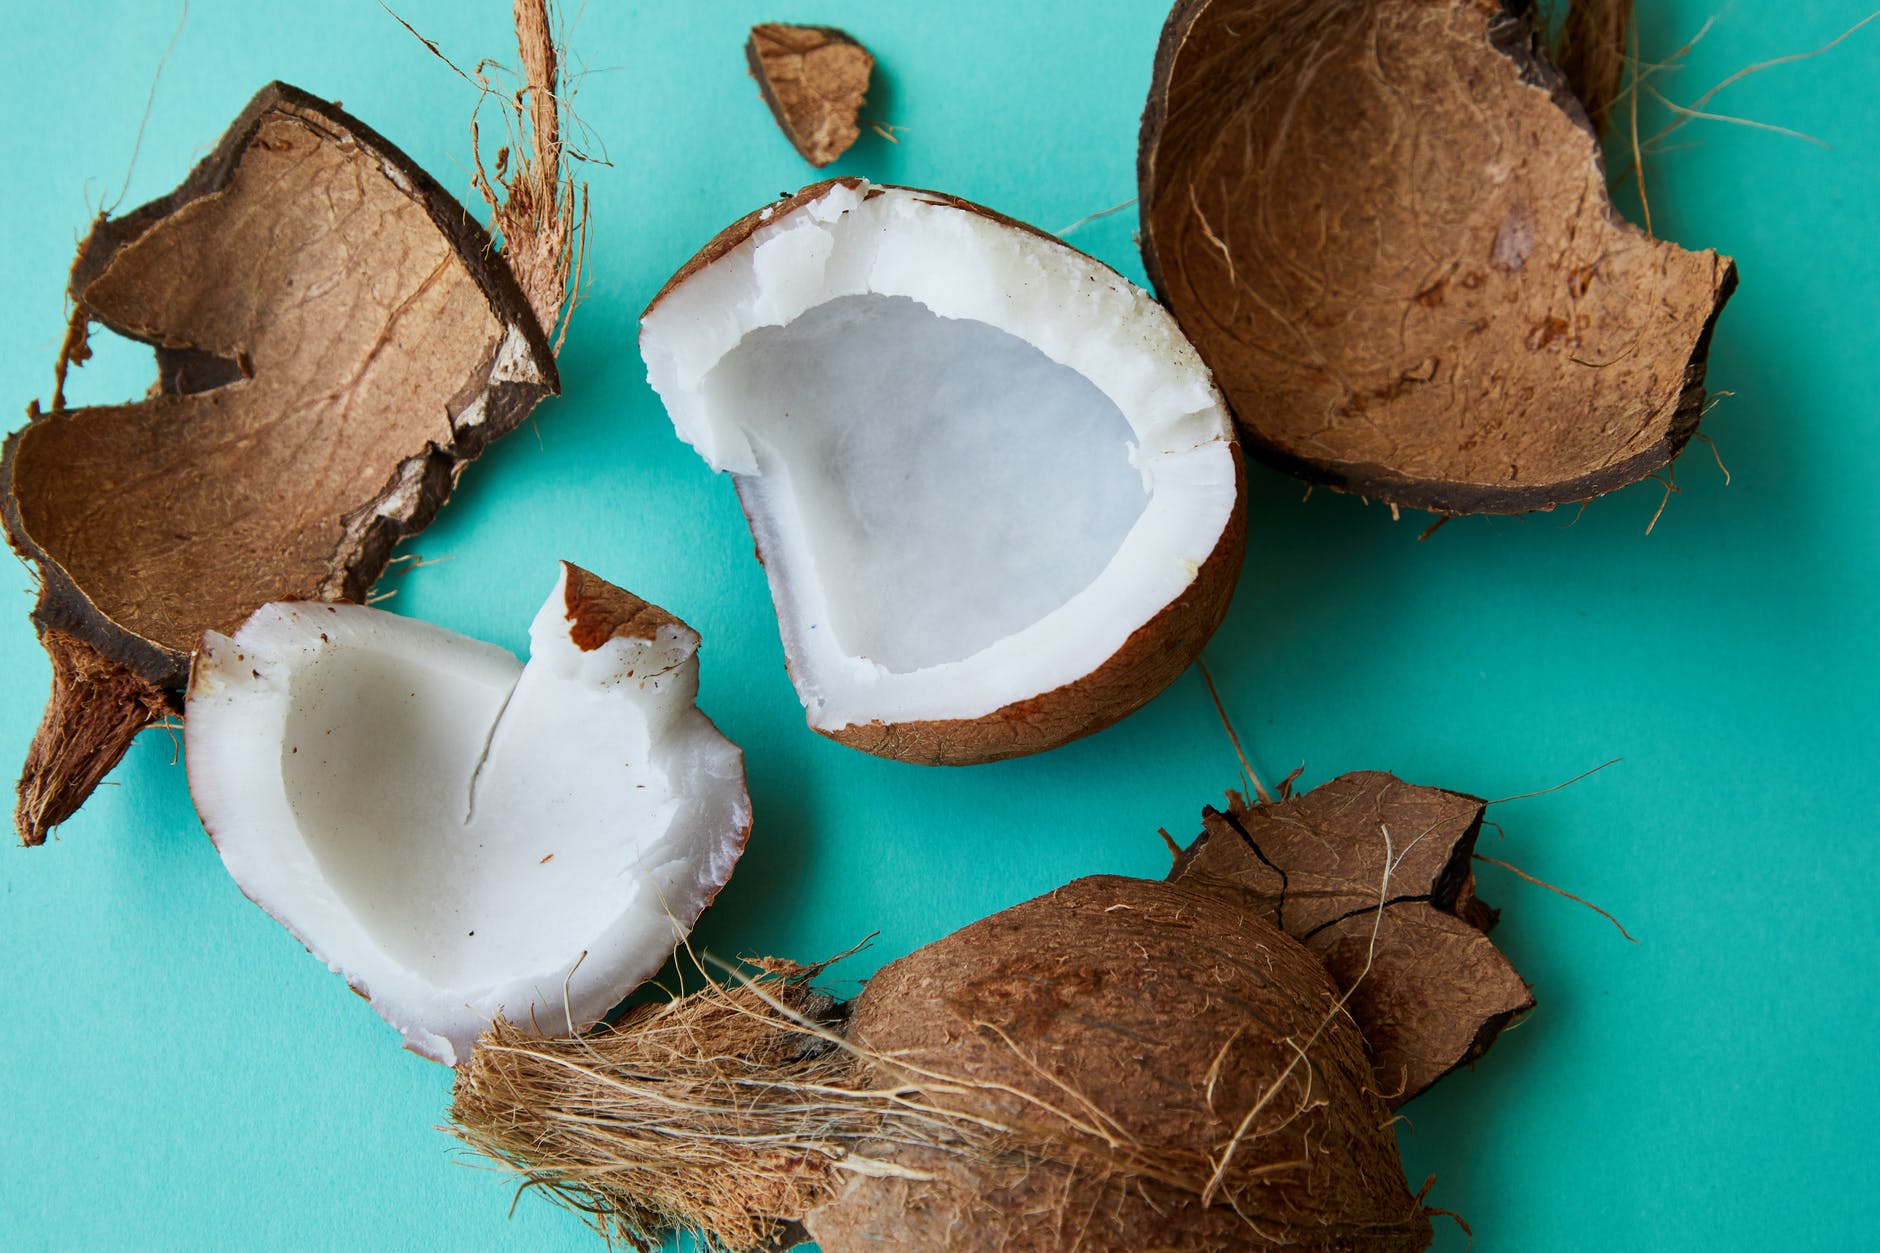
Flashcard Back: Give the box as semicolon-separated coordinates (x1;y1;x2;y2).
1;83;559;843
746;24;875;167
1139;0;1737;515
1172;771;1534;1103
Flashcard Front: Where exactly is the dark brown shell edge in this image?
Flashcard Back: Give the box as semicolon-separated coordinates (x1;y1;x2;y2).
1137;0;1738;517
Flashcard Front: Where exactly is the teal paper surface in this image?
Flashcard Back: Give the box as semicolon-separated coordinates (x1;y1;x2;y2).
2;2;1876;1248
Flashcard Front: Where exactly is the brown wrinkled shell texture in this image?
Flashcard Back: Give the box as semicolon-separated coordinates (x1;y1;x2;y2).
1;84;556;842
1172;771;1533;1104
746;24;875;168
803;876;1430;1252
646;179;1248;767
560;561;692;653
1139;0;1736;514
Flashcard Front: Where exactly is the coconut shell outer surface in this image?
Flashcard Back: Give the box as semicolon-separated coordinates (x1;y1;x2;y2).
1;83;557;842
821;449;1245;766
802;876;1431;1252
746;24;875;168
645;180;1248;767
1172;772;1534;1104
1138;0;1737;515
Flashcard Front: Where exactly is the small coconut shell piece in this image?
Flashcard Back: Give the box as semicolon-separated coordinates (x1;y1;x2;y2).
746;23;875;167
1;83;557;843
1138;0;1737;515
641;179;1245;766
1172;771;1533;1103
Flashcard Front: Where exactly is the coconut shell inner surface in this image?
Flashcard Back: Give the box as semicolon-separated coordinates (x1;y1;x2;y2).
1;83;557;843
1139;0;1736;514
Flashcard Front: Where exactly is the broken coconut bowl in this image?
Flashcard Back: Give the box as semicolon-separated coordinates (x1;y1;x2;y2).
1;82;559;844
641;179;1247;766
1138;0;1736;516
184;563;750;1065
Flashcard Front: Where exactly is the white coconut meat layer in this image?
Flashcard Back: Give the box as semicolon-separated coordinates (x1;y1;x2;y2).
642;182;1238;729
184;567;749;1065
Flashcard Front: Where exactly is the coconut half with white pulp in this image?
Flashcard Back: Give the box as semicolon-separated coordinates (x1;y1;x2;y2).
184;563;750;1064
641;179;1245;764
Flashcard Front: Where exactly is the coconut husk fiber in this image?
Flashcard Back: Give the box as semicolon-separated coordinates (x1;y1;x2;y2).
4;2;579;844
455;875;1452;1251
1138;0;1735;516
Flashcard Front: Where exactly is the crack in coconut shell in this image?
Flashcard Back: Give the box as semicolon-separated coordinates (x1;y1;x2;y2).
1138;0;1737;515
453;876;1436;1251
1171;771;1534;1104
642;179;1247;765
1;83;558;843
746;23;876;168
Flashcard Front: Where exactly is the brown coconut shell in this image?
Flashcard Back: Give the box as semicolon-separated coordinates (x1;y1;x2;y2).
645;180;1248;766
1;83;558;843
1172;771;1534;1104
1138;0;1736;516
746;23;875;168
804;876;1431;1251
454;875;1437;1251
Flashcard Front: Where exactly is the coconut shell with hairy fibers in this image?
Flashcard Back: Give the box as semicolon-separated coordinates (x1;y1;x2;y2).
452;873;1449;1252
1138;0;1736;516
1;83;558;843
746;23;875;167
805;876;1431;1251
1172;771;1534;1104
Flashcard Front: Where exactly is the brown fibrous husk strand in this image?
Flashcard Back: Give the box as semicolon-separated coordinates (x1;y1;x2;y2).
745;24;876;168
453;877;1436;1252
2;2;582;842
1138;0;1735;516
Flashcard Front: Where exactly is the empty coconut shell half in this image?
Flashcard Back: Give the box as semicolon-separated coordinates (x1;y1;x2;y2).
1139;0;1737;515
641;179;1246;765
1;83;561;844
185;563;751;1065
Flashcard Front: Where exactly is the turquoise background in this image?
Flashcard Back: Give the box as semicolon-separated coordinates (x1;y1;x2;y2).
2;1;1876;1248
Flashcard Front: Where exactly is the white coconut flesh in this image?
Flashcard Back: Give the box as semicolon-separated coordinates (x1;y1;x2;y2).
641;181;1238;731
184;565;749;1065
